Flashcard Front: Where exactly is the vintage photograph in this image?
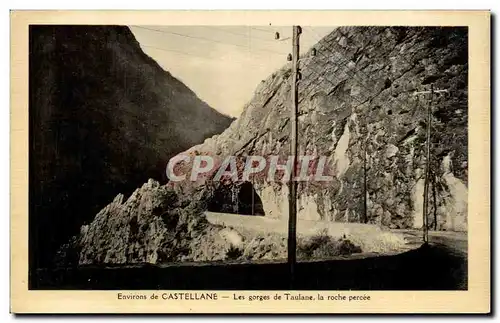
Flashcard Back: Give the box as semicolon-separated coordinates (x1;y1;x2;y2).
27;23;470;291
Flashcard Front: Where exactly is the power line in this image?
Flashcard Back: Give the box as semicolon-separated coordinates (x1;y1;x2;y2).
309;26;428;98
250;26;296;43
131;25;287;56
334;26;429;71
333;27;430;103
296;33;382;106
296;43;409;127
297;49;355;97
141;44;279;69
204;26;290;44
142;44;208;60
299;53;378;110
291;30;372;102
303;27;414;111
249;26;276;34
203;26;247;37
304;27;387;101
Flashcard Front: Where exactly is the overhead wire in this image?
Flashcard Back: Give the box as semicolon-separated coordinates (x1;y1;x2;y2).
131;25;288;56
133;25;418;118
204;26;291;44
303;26;391;100
248;26;276;34
296;43;382;108
306;26;428;107
141;44;280;69
301;26;413;112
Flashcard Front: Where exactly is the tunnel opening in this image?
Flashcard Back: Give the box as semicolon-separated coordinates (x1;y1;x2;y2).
207;181;265;216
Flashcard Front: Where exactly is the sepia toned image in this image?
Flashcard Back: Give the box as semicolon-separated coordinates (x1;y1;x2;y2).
11;11;490;314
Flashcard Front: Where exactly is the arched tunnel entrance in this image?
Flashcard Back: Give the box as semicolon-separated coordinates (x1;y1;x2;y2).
207;181;265;216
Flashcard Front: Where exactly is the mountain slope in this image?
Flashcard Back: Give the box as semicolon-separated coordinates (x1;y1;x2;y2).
173;26;468;230
29;25;233;270
75;26;468;265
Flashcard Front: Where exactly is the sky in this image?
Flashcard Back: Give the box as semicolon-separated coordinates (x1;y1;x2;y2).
129;26;334;117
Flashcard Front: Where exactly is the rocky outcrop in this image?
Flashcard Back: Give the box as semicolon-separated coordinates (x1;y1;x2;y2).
172;26;468;231
77;179;219;264
29;25;233;269
72;179;364;265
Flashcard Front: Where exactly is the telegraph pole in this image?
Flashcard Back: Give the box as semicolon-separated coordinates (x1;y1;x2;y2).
422;84;433;244
288;25;301;286
251;179;255;216
414;84;448;244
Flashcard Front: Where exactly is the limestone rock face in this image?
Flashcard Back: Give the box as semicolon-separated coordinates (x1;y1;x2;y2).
173;26;468;231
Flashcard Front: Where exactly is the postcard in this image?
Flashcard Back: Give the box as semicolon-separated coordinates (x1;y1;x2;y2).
10;10;490;314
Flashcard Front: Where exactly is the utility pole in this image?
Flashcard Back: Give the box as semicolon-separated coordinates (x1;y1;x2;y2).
251;179;255;216
422;84;433;244
363;140;368;223
414;84;448;244
363;114;368;224
288;25;301;286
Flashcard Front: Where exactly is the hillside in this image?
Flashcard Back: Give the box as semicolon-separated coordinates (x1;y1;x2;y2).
29;25;233;270
174;26;468;230
73;26;468;265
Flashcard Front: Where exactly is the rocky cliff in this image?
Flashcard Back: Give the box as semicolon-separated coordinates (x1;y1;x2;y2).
74;26;468;265
174;26;468;230
29;25;233;270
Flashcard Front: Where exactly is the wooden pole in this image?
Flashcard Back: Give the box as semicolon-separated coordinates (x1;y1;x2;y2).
251;180;255;216
363;127;368;223
288;25;300;285
414;85;448;244
422;84;433;244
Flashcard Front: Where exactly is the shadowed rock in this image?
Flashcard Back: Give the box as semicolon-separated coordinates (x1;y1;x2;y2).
29;25;234;270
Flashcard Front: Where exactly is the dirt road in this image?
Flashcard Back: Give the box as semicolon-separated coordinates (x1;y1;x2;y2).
393;229;468;255
34;215;467;290
205;211;413;254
